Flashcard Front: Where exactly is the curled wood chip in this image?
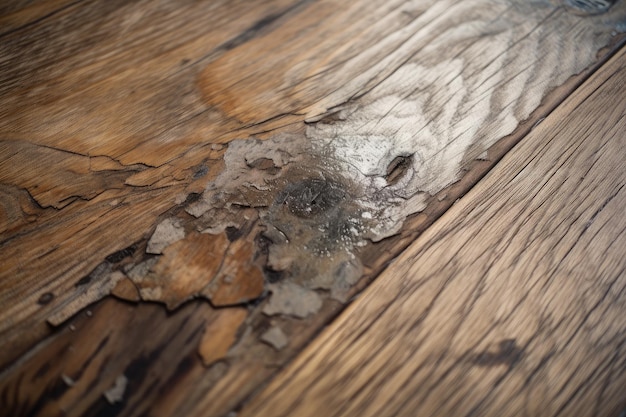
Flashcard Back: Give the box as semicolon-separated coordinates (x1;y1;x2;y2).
146;218;185;254
136;232;229;309
104;374;128;404
198;308;247;366
202;238;265;307
260;326;288;351
129;231;264;310
262;282;322;319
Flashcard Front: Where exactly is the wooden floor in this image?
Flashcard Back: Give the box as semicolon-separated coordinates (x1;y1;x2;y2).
1;1;625;416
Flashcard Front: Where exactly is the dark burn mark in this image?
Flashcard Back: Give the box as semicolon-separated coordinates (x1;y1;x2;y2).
472;339;525;368
280;178;346;218
105;245;137;264
185;192;202;204
225;226;244;242
386;154;413;186
37;292;54;305
75;262;110;287
76;274;93;287
264;267;284;283
192;164;209;179
255;232;273;255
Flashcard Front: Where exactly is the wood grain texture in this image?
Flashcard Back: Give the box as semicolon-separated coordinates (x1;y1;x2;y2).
0;0;306;363
1;1;626;416
2;0;624;365
240;47;626;417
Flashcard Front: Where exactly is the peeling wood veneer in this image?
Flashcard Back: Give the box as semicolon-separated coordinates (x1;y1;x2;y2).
239;46;626;417
111;277;140;302
263;282;323;319
260;325;289;351
146;218;186;255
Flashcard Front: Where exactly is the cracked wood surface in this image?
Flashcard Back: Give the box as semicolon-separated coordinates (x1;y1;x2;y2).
240;46;626;417
0;0;625;416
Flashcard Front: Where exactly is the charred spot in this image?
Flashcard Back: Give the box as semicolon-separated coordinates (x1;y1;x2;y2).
75;262;110;287
105;245;137;264
75;274;93;287
280;178;346;218
225;226;244;242
386;154;413;186
185;192;202;204
255;232;273;255
264;267;284;283
37;292;54;305
192;162;209;179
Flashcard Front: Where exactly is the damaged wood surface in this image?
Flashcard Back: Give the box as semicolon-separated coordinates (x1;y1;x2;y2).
1;0;625;416
240;46;626;417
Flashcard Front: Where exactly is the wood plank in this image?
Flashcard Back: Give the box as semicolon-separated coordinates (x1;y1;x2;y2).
239;46;626;417
1;1;626;416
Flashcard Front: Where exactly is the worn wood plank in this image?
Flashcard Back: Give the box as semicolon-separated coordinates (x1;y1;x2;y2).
1;1;626;416
0;0;306;363
240;46;626;417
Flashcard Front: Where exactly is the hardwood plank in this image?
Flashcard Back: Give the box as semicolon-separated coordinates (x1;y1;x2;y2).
1;1;625;416
0;0;306;363
239;46;626;417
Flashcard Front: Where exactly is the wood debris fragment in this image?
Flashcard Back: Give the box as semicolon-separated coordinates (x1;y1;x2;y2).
260;326;289;351
146;218;186;254
104;375;128;404
111;278;141;302
262;283;322;319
